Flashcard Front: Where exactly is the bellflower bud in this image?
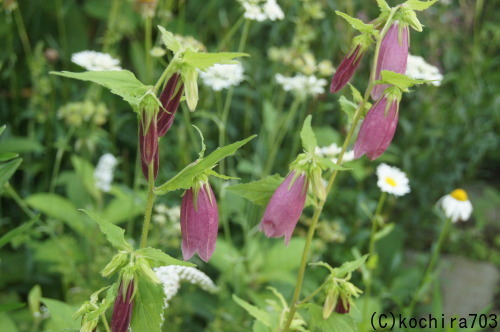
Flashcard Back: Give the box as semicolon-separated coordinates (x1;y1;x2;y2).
335;295;350;314
330;33;372;93
371;22;409;100
111;281;134;332
157;73;184;137
181;180;219;262
139;92;160;180
259;171;308;245
354;87;401;160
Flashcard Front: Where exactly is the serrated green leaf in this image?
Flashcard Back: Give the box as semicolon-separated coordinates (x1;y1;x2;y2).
227;174;284;206
338;96;358;123
81;210;132;251
157;25;181;53
300;115;317;154
130;279;165;332
349;84;363;103
50;70;150;110
376;0;391;12
135;247;195;267
0;215;39;249
205;169;239;180
334;255;368;278
233;295;272;327
0;158;22;192
335;11;374;34
26;193;88;235
403;0;438;11
182;49;248;71
379;70;427;90
154;135;256;195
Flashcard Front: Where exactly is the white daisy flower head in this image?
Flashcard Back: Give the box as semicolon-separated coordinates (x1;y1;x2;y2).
406;54;443;86
439;189;473;223
199;62;245;91
275;73;327;98
376;163;410;196
71;51;122;71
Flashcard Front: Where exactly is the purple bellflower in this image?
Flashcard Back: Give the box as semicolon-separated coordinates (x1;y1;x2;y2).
371;22;409;100
180;181;219;262
157;73;184;137
259;171;308;245
330;45;364;93
111;281;134;332
354;90;400;160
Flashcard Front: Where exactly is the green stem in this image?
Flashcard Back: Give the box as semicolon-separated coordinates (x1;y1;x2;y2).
102;0;121;52
145;15;153;83
361;192;387;331
139;162;156;248
297;279;330;306
407;217;452;316
101;313;112;332
13;4;32;60
153;53;180;93
282;7;399;331
4;183;37;219
49;127;75;193
263;97;302;176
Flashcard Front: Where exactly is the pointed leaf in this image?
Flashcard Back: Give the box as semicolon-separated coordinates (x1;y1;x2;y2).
0;158;22;191
338;96;357;124
334;255;368;278
130;279;165;332
316;157;351;171
154;135;256;195
403;0;439;11
227;175;284;206
0;152;19;162
335;11;375;34
232;295;272;327
182;49;248;71
157;26;181;53
81;210;132;251
50;70;151;110
300;115;317;154
376;0;390;12
135;247;195;267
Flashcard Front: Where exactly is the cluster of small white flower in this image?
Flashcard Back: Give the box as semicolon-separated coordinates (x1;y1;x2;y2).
94;153;118;192
152;203;181;225
406;54;443;86
71;51;122;71
376;163;411;197
275;73;327;97
155;265;217;309
199;62;245;91
239;0;284;21
315;143;355;163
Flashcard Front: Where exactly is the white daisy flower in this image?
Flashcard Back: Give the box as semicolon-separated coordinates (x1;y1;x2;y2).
199;62;245;91
94;153;118;192
439;189;473;222
376;163;410;196
71;51;122;71
275;73;327;97
406;54;443;86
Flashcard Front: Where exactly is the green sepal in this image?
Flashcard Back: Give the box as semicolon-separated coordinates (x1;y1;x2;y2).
379;70;429;91
154;135;256;195
316;157;351;171
135;247;195;268
181;49;249;71
311;255;368;278
181;65;199;111
192;125;206;159
101;251;129;277
300;115;317;154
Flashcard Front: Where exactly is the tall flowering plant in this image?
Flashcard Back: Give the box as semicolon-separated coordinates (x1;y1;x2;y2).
51;26;253;332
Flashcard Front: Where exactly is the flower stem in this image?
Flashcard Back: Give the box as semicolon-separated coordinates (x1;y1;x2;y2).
101;313;112;332
139;162;156;248
361;192;387;331
145;15;153;83
407;217;452;316
282;7;400;331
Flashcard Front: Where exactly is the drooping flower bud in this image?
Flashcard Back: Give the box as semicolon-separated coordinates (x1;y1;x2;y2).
259;171;308;245
139;92;160;180
180;180;219;262
323;288;339;319
371;22;409;100
157;73;184;137
335;295;350;314
330;34;372;93
111;281;135;332
354;87;401;160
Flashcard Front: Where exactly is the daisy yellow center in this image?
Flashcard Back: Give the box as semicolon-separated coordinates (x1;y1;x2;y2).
450;189;468;201
385;177;397;187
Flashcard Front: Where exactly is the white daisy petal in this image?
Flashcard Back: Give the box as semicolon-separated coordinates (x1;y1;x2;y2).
376;163;410;197
439;189;473;222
